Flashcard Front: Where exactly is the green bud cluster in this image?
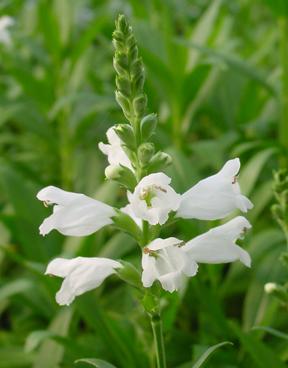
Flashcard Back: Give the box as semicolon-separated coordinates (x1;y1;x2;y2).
108;14;172;187
113;14;146;122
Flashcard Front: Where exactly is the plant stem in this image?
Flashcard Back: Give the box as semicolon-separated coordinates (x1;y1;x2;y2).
278;16;288;167
150;313;167;368
141;220;149;246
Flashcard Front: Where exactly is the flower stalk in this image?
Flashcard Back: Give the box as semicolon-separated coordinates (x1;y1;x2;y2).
150;313;167;368
113;15;168;366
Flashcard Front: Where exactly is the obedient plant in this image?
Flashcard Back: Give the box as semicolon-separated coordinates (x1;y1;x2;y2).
37;15;253;368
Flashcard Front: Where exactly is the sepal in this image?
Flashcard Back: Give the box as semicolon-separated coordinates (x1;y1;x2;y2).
114;124;136;150
105;165;137;191
117;261;142;288
138;143;155;166
115;91;131;119
142;290;159;315
140;113;157;141
116;75;131;98
112;209;142;241
133;94;147;118
147;151;172;173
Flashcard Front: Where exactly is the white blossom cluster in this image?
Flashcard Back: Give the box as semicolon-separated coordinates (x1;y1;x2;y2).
37;126;253;305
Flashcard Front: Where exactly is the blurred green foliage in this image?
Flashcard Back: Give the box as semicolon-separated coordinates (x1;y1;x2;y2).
0;0;287;367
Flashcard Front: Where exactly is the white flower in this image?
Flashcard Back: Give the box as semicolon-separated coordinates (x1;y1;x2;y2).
127;173;181;225
99;127;133;171
45;257;122;305
141;237;198;292
121;204;142;228
177;158;253;220
142;217;251;292
37;186;115;236
0;16;14;45
183;216;252;267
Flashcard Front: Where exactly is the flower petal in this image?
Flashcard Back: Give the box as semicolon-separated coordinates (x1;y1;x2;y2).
176;158;253;220
98;127;133;170
37;186;115;236
158;271;184;292
141;254;157;288
148;237;182;251
183;216;251;267
46;257;122;306
128;172;181;225
37;186;80;206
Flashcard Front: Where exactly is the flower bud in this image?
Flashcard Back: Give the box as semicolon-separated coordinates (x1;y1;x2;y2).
133;73;145;93
112;30;124;42
264;282;277;294
138;143;155;166
140;113;157;141
113;53;129;76
116;75;131;97
264;282;288;304
128;43;138;61
115;91;131;119
147;151;172;173
131;58;144;78
133;94;147;118
105;164;137;191
113;57;126;76
117;14;129;35
112;209;142;242
114;124;136;150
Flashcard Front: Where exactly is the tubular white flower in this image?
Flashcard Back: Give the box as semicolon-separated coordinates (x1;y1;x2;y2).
128;173;181;225
141;237;198;292
176;158;253;220
182;216;252;267
99;127;133;171
142;217;251;292
37;186;116;236
45;257;122;306
0;16;14;45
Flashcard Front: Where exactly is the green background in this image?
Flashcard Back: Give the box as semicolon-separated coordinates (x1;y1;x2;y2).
0;0;287;367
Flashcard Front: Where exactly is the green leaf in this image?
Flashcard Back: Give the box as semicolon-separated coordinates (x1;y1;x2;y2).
252;326;288;341
186;0;223;71
75;358;117;368
263;0;288;16
231;322;287;368
0;279;33;303
239;148;276;196
0;347;33;367
76;294;144;368
180;41;276;95
192;341;233;368
32;309;73;368
25;331;57;353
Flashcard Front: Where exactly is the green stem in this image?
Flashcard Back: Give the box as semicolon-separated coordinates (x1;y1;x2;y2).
141;220;149;247
150;313;167;368
278;16;288;167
